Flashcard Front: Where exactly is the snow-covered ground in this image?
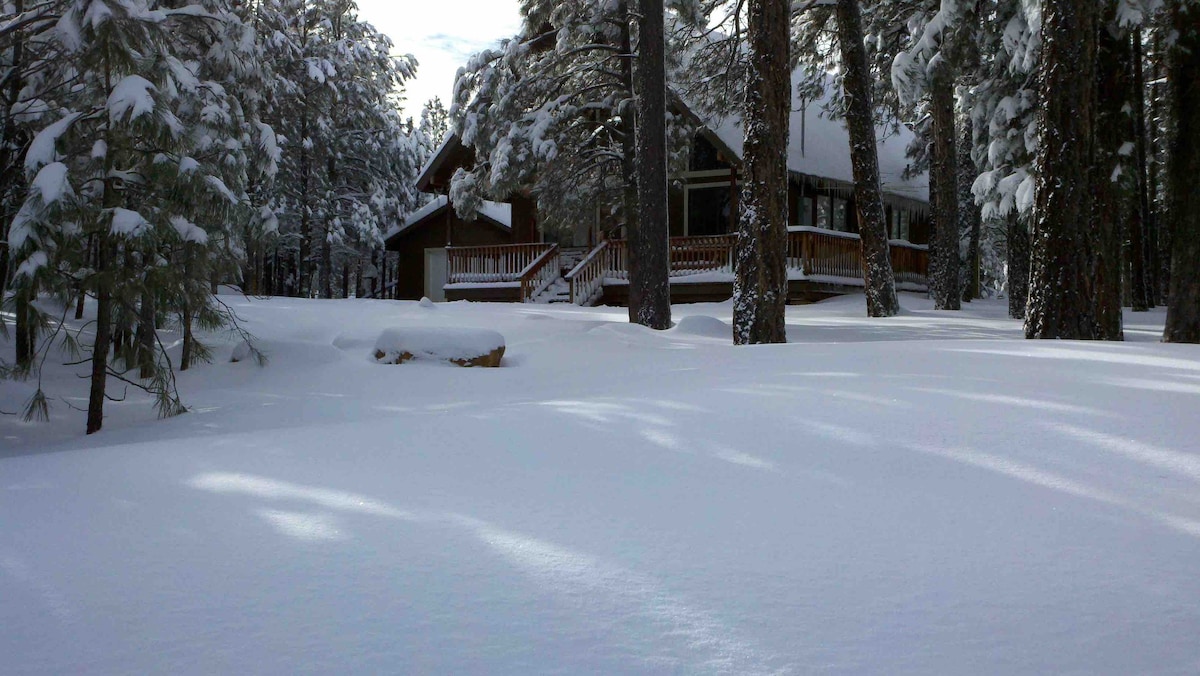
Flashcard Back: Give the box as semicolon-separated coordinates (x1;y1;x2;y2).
3;294;1199;674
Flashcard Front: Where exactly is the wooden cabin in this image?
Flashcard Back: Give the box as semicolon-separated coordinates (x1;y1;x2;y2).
386;76;931;306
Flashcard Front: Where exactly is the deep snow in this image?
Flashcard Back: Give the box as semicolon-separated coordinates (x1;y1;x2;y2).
2;294;1199;674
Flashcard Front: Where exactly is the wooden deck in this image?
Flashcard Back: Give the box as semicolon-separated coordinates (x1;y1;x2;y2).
443;228;928;305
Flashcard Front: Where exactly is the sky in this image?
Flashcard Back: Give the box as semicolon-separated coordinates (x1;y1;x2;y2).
355;0;523;121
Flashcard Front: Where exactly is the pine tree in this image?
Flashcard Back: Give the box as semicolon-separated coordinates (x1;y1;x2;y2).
1025;0;1101;338
732;0;789;343
835;0;898;318
1162;0;1200;342
631;0;672;330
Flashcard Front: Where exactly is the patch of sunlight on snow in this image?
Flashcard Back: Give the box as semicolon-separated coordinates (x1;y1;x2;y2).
909;387;1105;416
794;420;879;448
257;509;346;542
538;400;673;427
950;346;1200;372
455;516;782;675
1097;377;1200;396
1049;423;1200;484
642;427;684;451
709;445;777;473
904;442;1200;538
188;473;417;521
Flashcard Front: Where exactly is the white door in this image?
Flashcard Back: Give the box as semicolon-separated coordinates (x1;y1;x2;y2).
424;248;447;302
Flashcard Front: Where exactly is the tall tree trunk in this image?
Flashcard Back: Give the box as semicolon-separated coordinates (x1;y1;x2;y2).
87;239;112;435
14;286;34;371
1026;0;1100;338
1130;28;1152;311
630;0;671;329
1149;30;1170;305
1007;212;1030;318
1092;7;1127;340
136;286;155;379
959;114;982;302
929;68;961;310
341;261;350;298
734;0;790;343
1163;0;1200;342
836;0;898;318
620;0;642;321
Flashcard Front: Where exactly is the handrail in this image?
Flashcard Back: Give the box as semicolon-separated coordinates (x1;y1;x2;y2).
518;244;561;303
565;240;609;305
446;242;554;284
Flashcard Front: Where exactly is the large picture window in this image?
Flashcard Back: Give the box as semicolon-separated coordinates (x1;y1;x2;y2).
685;183;733;236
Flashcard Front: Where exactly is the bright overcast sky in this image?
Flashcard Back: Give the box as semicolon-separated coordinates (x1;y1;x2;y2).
356;0;523;120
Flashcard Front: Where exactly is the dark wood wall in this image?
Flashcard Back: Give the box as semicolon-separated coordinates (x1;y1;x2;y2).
386;206;512;300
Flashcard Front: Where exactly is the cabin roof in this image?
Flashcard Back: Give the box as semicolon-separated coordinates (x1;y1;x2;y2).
678;74;929;202
384;195;512;245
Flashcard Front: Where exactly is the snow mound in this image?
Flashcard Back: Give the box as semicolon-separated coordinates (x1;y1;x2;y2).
672;315;730;338
373;327;505;367
230;340;253;363
418;297;435;308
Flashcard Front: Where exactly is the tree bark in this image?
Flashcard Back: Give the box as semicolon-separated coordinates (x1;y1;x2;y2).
1026;0;1102;338
1163;0;1200;342
1130;28;1153;311
959;114;982;302
1007;212;1030;318
136;286;155;379
14;286;34;371
1092;7;1126;340
929;68;961;310
835;0;898;318
87;239;112;435
629;0;671;329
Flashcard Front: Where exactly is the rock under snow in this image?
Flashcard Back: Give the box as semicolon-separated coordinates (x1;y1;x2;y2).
373;327;505;367
230;340;253;363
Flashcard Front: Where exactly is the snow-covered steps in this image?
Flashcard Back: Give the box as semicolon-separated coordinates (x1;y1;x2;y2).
532;277;572;304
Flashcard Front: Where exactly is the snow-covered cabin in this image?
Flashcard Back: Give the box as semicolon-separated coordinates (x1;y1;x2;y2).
386;80;930;304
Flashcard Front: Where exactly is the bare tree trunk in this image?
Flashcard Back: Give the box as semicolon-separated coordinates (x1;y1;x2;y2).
87;239;112;435
14;286;34;371
341;261;350;298
1163;0;1200;342
620;0;642;321
1092;6;1127;340
959;117;982;302
1026;0;1101;338
731;0;790;343
1130;28;1153;312
136;286;155;379
835;0;898;318
929;69;961;310
630;0;671;329
1007;212;1030;318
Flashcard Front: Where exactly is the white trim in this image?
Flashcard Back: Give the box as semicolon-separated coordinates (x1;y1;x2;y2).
682;169;736;180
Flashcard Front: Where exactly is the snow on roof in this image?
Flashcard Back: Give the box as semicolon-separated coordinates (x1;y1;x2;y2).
696;74;929;202
384;195;513;241
415;135;456;191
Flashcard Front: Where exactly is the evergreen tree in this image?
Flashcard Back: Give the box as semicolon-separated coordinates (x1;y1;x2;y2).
732;0;788;343
1162;0;1200;342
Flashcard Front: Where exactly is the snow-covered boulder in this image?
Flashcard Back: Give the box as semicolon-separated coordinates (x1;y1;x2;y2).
373;327;505;367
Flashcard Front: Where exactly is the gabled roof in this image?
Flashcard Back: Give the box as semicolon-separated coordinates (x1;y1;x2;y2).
384;195;512;245
415;134;473;193
678;74;929;202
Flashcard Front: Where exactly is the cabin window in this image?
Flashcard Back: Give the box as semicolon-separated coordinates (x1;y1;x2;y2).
816;195;831;229
832;197;848;232
888;208;912;241
797;197;814;227
685;183;733;236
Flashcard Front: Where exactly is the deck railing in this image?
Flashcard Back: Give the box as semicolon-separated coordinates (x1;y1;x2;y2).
447;242;556;284
451;229;928;305
518;244;561;302
565;240;609;305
